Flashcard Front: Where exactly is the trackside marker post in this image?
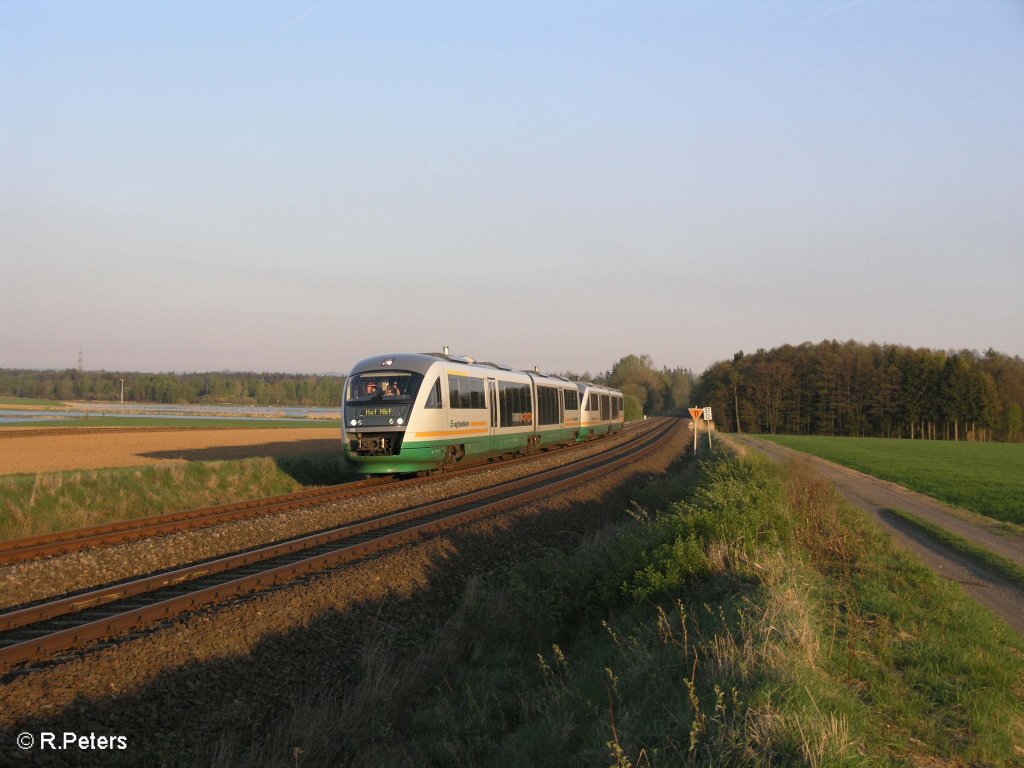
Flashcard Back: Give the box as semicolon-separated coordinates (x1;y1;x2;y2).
703;407;713;449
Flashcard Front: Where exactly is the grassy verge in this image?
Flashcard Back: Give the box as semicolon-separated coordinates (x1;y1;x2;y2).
0;417;340;429
0;454;357;540
757;434;1024;525
197;449;1024;766
888;507;1024;590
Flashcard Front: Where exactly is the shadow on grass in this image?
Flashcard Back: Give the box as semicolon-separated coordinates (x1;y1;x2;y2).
139;439;341;465
139;442;358;486
272;453;359;486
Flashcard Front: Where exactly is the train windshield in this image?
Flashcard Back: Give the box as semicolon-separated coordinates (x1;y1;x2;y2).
346;371;424;403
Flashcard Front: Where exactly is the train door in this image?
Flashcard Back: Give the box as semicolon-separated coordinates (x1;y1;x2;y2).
488;378;498;451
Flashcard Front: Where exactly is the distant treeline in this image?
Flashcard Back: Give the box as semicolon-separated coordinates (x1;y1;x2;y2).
599;354;694;419
696;341;1024;442
0;369;346;407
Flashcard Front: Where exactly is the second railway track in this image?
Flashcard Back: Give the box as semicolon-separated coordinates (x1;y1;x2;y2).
0;418;678;674
0;421;649;566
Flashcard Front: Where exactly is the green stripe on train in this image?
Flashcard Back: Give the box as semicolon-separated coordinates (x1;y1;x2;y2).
344;426;595;473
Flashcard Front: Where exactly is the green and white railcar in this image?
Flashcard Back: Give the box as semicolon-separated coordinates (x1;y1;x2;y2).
342;352;623;475
577;382;625;440
526;372;582;450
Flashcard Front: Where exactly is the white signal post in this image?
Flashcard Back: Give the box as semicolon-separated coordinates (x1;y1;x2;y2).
703;406;713;449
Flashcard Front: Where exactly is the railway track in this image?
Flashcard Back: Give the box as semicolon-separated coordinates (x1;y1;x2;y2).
0;420;649;566
0;418;677;674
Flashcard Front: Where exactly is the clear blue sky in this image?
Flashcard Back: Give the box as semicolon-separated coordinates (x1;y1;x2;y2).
2;1;1022;376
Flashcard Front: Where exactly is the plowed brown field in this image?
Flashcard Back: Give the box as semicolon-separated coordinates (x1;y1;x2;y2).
0;428;341;475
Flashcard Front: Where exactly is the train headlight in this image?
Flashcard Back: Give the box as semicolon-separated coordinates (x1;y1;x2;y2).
396;417;404;425
349;419;357;427
388;418;394;425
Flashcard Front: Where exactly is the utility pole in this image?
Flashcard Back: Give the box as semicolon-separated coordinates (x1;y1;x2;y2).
120;379;125;404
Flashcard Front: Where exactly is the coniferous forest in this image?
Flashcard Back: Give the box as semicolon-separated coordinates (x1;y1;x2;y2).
695;341;1024;442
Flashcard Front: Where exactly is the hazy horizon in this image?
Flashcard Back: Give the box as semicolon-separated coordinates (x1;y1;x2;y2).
3;2;1022;377
3;335;1023;380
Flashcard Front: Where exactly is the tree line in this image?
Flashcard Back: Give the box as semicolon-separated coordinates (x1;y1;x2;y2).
561;354;695;421
0;369;346;407
694;341;1024;442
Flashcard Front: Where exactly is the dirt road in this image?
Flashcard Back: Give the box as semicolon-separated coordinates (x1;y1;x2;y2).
0;428;341;475
733;435;1024;635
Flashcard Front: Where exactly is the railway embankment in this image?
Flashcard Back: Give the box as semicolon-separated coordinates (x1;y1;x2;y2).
0;422;683;765
3;429;1022;766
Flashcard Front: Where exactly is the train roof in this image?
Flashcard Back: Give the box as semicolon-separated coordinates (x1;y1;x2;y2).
347;352;621;395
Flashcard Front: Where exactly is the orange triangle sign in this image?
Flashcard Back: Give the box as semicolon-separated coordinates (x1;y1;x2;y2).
688;407;703;421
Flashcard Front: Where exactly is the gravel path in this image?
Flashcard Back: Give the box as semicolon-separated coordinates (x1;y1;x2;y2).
0;421;685;766
0;426;656;610
734;435;1024;635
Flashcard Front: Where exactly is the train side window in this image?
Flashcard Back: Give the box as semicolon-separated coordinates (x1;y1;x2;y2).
468;377;486;408
499;381;533;425
564;389;579;411
450;375;486;409
425;377;442;408
537;386;559;425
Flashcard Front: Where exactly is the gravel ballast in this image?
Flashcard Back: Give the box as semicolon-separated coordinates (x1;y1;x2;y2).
0;425;653;611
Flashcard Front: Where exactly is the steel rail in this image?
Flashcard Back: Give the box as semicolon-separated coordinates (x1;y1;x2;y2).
0;419;677;673
0;420;669;633
0;420;653;565
0;478;392;565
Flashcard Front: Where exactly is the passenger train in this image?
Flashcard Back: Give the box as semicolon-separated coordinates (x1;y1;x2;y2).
342;351;625;474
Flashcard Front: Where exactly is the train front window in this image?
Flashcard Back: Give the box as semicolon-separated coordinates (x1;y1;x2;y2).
347;371;423;402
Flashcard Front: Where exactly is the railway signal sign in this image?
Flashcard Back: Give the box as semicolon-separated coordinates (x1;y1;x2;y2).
688;407;702;452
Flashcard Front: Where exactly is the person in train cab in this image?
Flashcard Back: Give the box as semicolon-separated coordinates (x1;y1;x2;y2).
365;381;378;397
384;381;400;396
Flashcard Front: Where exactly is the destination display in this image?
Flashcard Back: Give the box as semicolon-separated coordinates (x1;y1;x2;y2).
346;404;411;427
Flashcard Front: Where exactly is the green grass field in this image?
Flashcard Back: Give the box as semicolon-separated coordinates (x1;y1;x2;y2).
0;416;340;429
756;435;1024;525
